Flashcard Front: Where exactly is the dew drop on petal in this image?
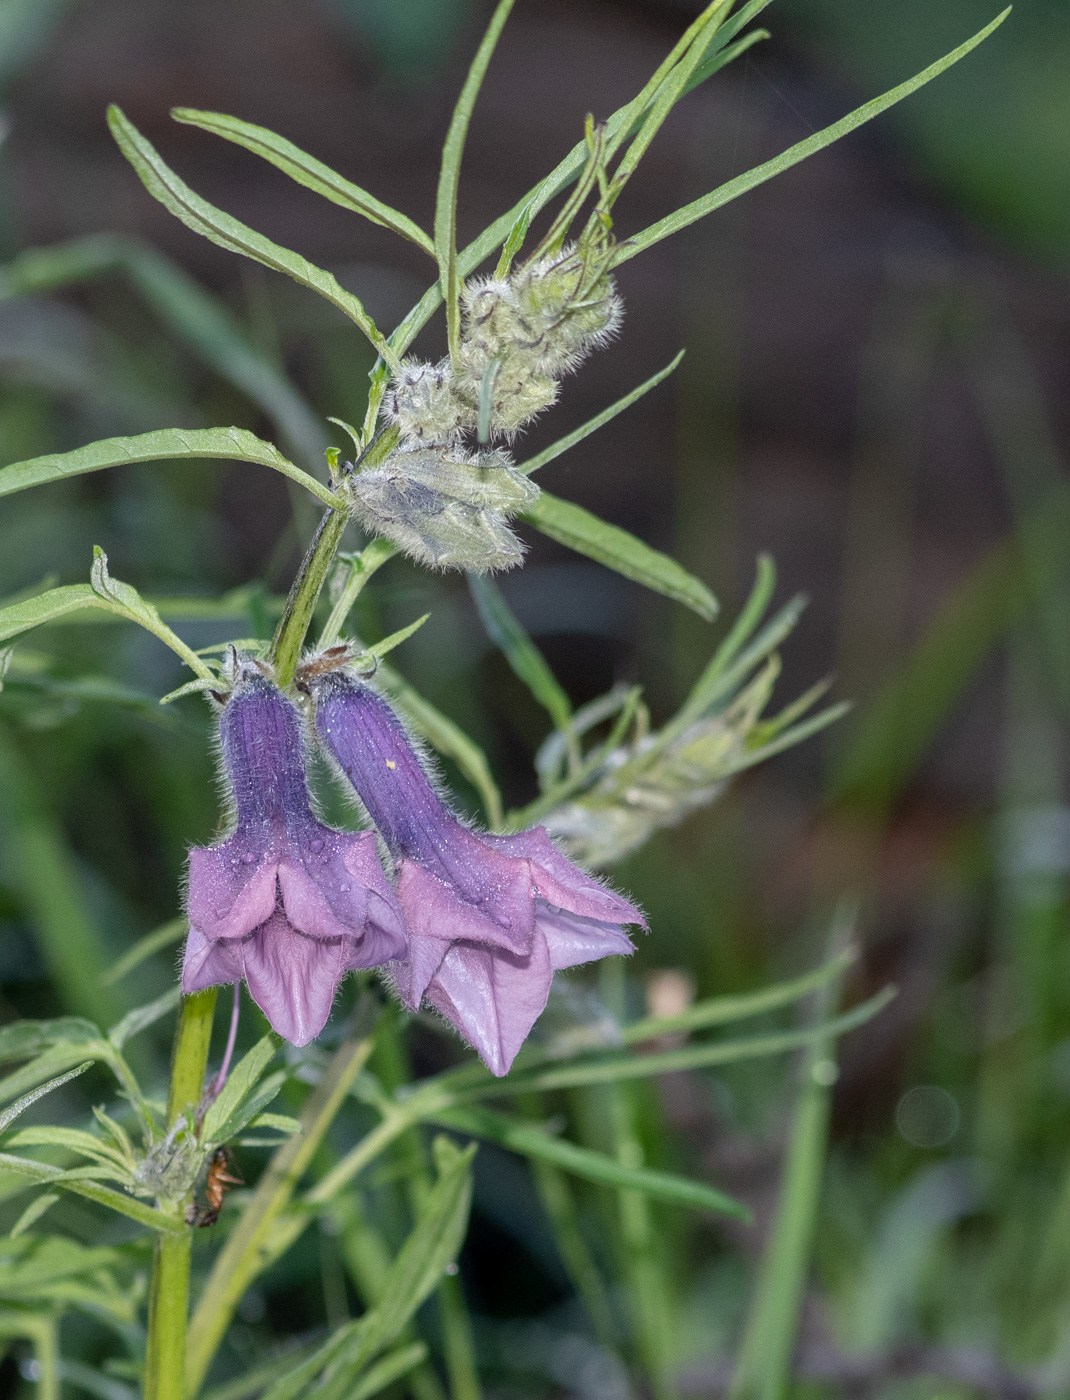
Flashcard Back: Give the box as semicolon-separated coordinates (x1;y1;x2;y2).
241;852;256;865
308;837;325;854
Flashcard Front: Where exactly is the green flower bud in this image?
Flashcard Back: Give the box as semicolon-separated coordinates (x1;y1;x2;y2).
384;358;473;446
348;446;539;573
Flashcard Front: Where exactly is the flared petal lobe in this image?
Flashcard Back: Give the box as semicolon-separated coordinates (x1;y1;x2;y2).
183;666;408;1046
310;669;642;1073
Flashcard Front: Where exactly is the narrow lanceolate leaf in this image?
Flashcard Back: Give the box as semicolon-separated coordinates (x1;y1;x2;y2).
519;352;685;476
430;1106;749;1220
200;1034;278;1145
0;1063;92;1136
107;105;400;368
0;1152;183;1234
107;988;181;1050
171;110;436;257
469;576;572;732
434;0;518;359
0;426;343;507
523;491;718;621
616;9;1011;265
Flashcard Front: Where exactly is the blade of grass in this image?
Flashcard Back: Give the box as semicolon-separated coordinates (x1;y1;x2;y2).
434;0;517;361
518;352;684;476
615;11;1011;265
728;908;855;1400
171;110;436;257
101;918;187;987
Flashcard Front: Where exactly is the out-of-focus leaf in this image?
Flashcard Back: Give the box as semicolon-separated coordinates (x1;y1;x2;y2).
107;105;398;367
263;1137;475;1400
0;233;327;468
0;1018;99;1063
0;426;343;508
107;988;181;1050
469;576;572;732
0;730;122;1026
8;1192;60;1239
429;1104;748;1218
171;110;436;256
101;918;186;986
522;491;718;621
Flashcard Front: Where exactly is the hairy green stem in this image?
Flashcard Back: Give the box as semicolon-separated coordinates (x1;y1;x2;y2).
145;989;218;1400
270;508;348;686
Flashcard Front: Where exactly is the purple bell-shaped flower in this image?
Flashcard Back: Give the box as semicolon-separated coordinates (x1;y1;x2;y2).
183;663;408;1045
309;669;643;1075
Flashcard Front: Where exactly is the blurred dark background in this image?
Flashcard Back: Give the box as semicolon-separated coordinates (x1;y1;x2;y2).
2;0;1070;1390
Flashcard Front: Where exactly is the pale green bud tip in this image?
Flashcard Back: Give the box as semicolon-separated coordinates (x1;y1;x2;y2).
348;446;539;574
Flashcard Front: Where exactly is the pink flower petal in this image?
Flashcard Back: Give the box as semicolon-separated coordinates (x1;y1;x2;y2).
181;922;243;993
187;843;280;941
397;857;535;951
426;933;553;1077
240;908;348;1047
486;826;645;926
536;902;636;970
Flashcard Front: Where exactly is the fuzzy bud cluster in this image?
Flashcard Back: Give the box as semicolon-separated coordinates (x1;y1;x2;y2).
350;245;621;573
348;444;538;573
542;716;743;869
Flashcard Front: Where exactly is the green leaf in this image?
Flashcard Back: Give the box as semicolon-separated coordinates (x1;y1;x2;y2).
0;1151;184;1234
522;491;718;621
361;613;430;664
5;1125;132;1177
434;0;517;359
210;1070;288;1147
90;548;214;680
0;1018;99;1064
264;1138;476;1400
0;425;343;508
8;1193;60;1239
458;989;895;1097
343;1343;430;1400
469;576;572;732
107;987;181;1050
519;352;684;476
200;1034;278;1145
100;918;186;987
318;540;400;649
244;1112;302;1136
622;947;857;1043
0;1063;92;1135
429;1105;748;1219
615;9;1012;265
378;662;503;829
171;109;436;257
107;105;400;368
0;1045;106;1110
0;233;327;469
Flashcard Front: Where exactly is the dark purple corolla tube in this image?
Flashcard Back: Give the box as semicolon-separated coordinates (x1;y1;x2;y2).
309;668;643;1075
183;663;408;1046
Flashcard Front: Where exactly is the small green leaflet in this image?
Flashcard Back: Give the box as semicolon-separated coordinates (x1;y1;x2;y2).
523;491;718;621
0;425;342;508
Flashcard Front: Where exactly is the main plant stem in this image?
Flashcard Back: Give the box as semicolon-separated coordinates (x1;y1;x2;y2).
144;988;218;1400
